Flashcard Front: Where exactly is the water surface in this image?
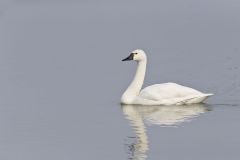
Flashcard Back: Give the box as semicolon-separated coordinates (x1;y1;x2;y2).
0;1;240;160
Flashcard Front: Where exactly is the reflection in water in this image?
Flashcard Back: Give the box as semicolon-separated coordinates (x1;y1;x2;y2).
121;104;211;160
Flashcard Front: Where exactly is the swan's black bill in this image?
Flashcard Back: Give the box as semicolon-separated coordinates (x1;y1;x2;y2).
122;53;134;61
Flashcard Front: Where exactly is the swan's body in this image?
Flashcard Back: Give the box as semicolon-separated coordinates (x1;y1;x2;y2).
121;49;213;105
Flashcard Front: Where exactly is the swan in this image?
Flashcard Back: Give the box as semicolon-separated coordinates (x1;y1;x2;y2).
121;49;213;105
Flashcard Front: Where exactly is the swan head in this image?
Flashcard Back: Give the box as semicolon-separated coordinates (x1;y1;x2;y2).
122;49;147;62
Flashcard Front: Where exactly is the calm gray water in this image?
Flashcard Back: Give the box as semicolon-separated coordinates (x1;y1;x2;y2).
0;1;240;160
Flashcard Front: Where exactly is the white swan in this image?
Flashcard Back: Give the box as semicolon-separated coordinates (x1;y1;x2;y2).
121;49;213;105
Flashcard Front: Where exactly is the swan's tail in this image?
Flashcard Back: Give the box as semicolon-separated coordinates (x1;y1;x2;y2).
203;93;214;97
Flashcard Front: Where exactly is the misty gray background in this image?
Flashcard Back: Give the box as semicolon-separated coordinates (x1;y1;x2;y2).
0;0;240;160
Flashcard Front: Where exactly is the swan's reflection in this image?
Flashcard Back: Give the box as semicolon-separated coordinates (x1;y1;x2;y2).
121;104;211;160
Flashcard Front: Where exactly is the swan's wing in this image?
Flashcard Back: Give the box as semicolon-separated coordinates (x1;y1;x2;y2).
139;82;205;101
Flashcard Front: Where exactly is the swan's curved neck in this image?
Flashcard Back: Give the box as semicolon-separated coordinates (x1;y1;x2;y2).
130;60;147;93
122;59;147;103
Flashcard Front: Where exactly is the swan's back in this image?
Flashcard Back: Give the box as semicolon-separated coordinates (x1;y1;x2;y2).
139;83;208;102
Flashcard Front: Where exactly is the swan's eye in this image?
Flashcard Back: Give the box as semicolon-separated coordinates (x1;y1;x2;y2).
134;53;138;55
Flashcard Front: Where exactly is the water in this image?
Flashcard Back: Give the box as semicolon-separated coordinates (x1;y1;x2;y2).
0;1;240;160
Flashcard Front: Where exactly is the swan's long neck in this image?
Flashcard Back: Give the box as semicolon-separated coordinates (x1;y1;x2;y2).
122;59;147;103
